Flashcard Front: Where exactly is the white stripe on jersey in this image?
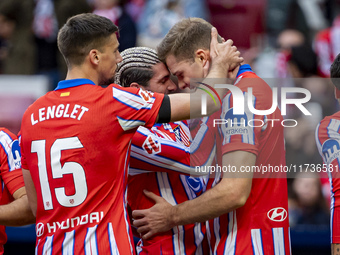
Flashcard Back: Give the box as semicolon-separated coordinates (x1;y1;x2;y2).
122;142;135;255
62;230;75;255
117;116;145;131
35;239;40;255
221;93;232;145
130;142;215;176
85;226;98;255
156;171;176;205
0;130;19;171
123;201;134;255
112;87;155;110
42;235;53;255
173;226;185;255
128;168;152;176
190;117;209;153
213;217;220;255
329;175;335;241
108;223;120;255
327;119;340;139
156;172;185;254
272;227;285;255
251;229;264;255
205;220;212;254
179;175;205;255
224;211;237;255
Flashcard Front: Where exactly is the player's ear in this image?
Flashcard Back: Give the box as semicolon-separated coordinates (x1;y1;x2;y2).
130;82;143;89
195;49;209;68
89;49;100;65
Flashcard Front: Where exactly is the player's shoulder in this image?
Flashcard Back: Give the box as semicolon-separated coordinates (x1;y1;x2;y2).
318;112;340;129
235;66;270;93
0;128;16;141
316;113;340;143
0;128;17;154
23;90;55;111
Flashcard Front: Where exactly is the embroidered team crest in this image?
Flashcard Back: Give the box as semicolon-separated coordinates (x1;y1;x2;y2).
138;89;153;103
173;125;190;147
142;135;161;154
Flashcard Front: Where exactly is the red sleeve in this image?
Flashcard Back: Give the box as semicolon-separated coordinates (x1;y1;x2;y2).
0;128;25;195
316;116;340;243
111;84;165;131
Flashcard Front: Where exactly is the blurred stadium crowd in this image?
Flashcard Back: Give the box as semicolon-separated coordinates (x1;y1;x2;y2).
0;0;340;254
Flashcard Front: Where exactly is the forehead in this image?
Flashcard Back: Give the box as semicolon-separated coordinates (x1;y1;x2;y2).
104;33;119;48
151;62;170;76
166;55;191;74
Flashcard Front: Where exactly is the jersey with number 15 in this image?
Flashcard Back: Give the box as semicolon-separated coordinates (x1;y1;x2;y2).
20;79;164;255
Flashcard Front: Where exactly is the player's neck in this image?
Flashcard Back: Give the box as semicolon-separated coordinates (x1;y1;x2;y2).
65;66;99;84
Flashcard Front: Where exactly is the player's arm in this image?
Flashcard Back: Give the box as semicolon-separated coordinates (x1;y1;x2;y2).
22;169;37;217
130;125;212;176
160;28;243;122
316;122;340;254
0;186;35;226
0;131;35;226
132;150;255;239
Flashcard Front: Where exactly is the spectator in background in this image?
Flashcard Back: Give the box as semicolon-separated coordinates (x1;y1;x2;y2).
289;171;329;227
93;0;137;52
33;0;91;90
137;0;209;49
284;44;333;191
276;29;306;78
125;0;146;22
287;44;318;78
314;15;340;77
253;29;306;79
0;0;36;75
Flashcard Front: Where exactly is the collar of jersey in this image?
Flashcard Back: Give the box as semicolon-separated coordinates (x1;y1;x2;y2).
55;79;96;91
236;64;253;78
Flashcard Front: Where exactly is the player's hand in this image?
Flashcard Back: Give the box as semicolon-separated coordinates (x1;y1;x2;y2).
209;27;243;75
132;190;175;239
228;64;240;79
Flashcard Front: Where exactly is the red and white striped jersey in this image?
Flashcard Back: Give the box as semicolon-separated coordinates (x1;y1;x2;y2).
127;116;220;255
0;128;25;254
209;65;291;255
316;113;340;244
20;79;164;255
314;16;340;77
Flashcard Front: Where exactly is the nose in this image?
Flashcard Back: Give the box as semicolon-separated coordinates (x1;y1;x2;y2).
167;80;177;92
117;52;123;63
178;80;189;90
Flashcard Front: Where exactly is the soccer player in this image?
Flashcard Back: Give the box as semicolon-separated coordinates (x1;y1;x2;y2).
316;53;340;255
132;17;291;255
0;128;35;254
115;46;219;254
20;14;243;254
